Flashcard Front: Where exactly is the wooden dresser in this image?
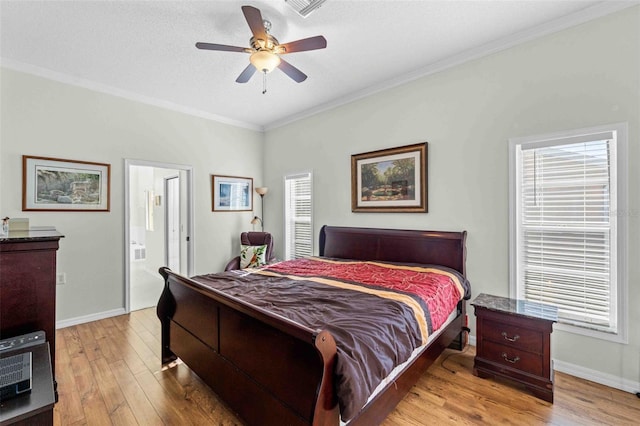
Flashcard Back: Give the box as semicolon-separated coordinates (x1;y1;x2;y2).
472;293;557;403
0;228;63;378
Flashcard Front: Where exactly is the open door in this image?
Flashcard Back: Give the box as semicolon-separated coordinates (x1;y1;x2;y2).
165;175;180;271
125;160;193;312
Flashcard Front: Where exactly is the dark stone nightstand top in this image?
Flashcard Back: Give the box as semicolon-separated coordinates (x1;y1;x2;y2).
471;293;558;323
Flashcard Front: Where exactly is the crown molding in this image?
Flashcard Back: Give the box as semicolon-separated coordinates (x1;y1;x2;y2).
0;59;264;132
2;1;636;133
265;1;639;131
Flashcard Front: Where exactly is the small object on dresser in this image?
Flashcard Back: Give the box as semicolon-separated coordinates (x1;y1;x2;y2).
8;217;29;232
472;293;557;403
1;217;8;235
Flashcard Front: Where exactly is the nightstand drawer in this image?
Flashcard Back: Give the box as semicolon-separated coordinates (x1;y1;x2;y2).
483;340;543;376
483;319;543;353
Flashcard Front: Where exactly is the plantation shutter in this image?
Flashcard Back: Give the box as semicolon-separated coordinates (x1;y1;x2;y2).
517;132;617;333
284;172;312;260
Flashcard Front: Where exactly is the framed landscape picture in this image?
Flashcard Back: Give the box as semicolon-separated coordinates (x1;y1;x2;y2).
351;142;428;213
22;155;111;211
212;175;253;211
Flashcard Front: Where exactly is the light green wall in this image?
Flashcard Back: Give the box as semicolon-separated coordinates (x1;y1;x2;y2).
0;68;264;321
264;7;640;386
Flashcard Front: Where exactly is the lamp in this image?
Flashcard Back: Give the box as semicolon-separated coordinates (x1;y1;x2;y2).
252;187;268;231
250;51;281;74
250;51;281;94
251;216;263;230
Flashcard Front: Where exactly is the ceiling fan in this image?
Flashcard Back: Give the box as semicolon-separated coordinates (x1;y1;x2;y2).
196;5;327;92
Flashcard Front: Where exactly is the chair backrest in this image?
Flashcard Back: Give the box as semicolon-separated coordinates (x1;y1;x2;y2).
240;232;275;263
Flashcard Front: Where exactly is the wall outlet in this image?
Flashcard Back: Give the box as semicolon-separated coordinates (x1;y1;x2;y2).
56;273;66;285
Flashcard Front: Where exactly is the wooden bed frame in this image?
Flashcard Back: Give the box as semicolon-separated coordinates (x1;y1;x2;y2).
157;225;468;425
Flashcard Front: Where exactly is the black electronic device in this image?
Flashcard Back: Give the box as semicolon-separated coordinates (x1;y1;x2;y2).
0;330;46;352
0;352;32;401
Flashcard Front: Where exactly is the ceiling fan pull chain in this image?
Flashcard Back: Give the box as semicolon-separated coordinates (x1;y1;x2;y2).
262;71;267;94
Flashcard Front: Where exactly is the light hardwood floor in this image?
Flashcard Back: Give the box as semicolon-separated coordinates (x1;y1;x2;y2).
53;309;640;425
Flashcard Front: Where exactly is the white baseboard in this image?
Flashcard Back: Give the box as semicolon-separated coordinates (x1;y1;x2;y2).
56;308;127;329
465;336;639;394
553;359;640;394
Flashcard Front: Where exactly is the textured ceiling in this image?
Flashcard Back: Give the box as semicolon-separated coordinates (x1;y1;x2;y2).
0;1;633;130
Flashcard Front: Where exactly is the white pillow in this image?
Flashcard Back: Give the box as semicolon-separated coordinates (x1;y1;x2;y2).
240;244;268;269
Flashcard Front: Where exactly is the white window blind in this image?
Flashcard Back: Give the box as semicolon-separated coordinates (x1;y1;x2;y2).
510;124;627;340
284;172;312;260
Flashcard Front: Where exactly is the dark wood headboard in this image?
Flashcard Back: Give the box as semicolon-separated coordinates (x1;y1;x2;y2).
319;225;467;276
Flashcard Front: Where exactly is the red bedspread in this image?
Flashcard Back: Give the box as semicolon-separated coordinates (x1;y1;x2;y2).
264;257;468;333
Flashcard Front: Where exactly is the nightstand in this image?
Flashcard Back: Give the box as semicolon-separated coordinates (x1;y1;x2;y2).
472;293;558;403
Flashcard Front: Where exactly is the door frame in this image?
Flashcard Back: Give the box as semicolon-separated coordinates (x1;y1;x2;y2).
164;174;180;270
124;159;194;313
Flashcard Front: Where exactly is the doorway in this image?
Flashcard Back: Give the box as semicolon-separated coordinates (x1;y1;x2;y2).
125;160;193;312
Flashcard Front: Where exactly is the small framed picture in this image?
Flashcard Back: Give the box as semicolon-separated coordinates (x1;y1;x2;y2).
22;155;111;211
212;175;253;211
351;142;428;213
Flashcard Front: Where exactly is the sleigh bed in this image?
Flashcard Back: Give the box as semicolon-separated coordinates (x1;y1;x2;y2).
157;225;470;425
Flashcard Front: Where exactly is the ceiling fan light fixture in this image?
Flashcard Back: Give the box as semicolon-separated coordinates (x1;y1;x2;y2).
250;50;281;73
196;5;325;87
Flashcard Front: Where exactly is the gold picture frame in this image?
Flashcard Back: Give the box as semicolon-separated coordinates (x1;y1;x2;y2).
351;142;427;213
211;175;253;211
22;155;111;211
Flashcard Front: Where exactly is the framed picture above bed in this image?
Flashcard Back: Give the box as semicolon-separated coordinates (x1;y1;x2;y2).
351;142;428;213
211;175;253;211
22;155;111;211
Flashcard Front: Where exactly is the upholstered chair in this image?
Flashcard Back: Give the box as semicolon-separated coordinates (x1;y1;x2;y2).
224;231;276;271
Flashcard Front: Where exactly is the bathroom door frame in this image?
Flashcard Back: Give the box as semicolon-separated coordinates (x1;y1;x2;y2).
124;159;194;313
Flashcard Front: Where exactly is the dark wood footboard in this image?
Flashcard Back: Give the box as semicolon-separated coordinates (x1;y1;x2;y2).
157;267;339;426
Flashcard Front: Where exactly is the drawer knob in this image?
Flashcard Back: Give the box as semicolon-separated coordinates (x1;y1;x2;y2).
501;331;520;342
501;352;520;364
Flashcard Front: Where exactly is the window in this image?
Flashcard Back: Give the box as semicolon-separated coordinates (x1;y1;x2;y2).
509;123;627;342
284;172;312;260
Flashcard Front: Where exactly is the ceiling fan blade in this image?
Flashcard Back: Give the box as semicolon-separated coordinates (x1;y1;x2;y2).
236;64;257;83
242;5;267;41
278;59;307;83
196;42;247;53
279;36;327;54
